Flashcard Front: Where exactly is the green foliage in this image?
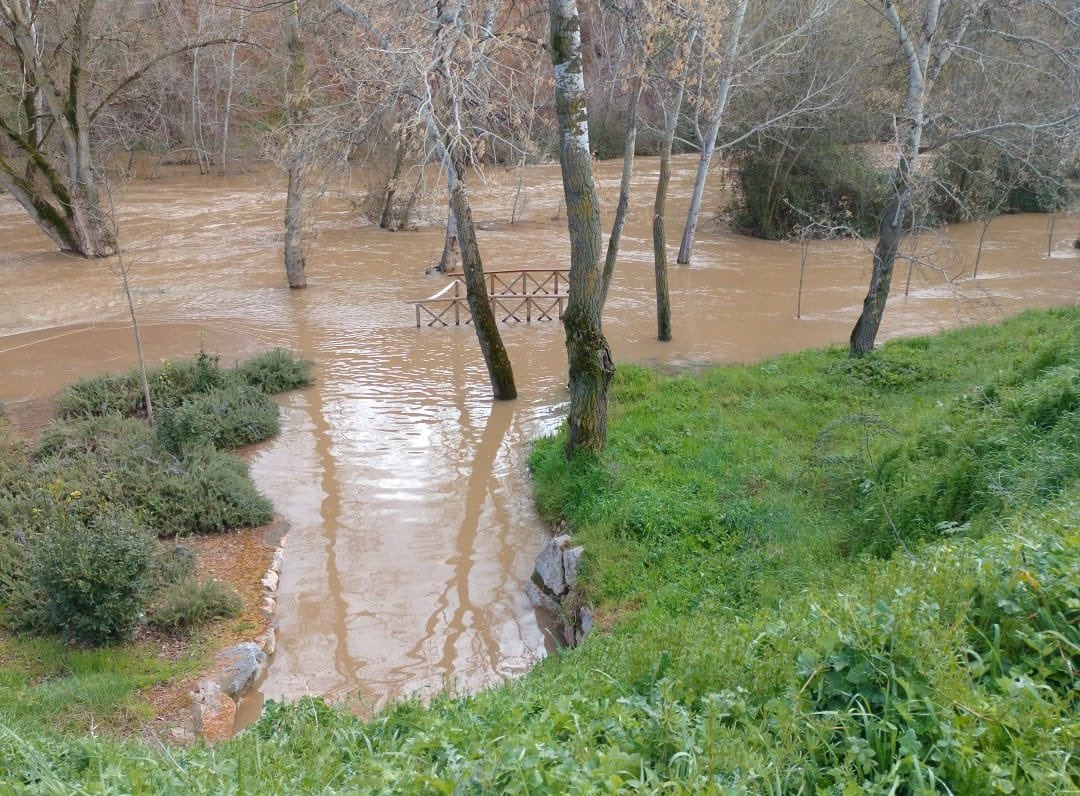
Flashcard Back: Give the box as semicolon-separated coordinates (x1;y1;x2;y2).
9;511;155;645
56;347;310;420
729;135;888;240
155;383;279;453
146;577;242;633
233;347;313;394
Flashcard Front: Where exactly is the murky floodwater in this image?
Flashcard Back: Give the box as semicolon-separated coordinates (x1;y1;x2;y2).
1;156;1076;726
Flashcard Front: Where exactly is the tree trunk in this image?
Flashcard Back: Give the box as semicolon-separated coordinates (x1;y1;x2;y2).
281;0;308;289
379;130;410;230
449;176;517;400
438;203;460;273
599;75;642;308
676;0;748;265
284;159;307;288
653;32;693;341
550;0;613;458
849;189;908;355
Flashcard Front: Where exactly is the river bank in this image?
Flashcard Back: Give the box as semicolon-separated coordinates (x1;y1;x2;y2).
0;307;1074;791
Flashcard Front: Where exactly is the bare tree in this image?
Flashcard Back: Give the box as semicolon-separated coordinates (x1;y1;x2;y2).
282;0;309;289
0;0;240;256
849;0;1077;355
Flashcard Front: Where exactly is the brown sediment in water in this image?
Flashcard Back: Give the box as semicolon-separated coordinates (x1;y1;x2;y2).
1;156;1077;734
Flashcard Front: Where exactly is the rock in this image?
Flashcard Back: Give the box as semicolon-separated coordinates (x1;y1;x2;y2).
534;534;573;596
191;680;236;742
271;550;284;573
214;642;267;698
260;595;276;620
579;606;593;637
260;628;276;656
525;580;560;613
562;546;584;590
261;569;279;592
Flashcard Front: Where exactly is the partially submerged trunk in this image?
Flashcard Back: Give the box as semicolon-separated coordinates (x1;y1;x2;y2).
438;202;460;273
676;0;748;265
281;0;308;289
550;0;613;457
0;0;116;257
653;49;692;341
449;176;516;400
283;160;307;288
599;75;642;309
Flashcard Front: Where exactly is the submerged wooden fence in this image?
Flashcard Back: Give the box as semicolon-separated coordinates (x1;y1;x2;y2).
411;269;570;328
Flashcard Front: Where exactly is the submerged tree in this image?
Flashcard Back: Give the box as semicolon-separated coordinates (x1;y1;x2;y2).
0;0;117;256
849;0;1077;355
0;0;236;257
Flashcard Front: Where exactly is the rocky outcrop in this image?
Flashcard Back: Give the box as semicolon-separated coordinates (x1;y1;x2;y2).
526;530;592;646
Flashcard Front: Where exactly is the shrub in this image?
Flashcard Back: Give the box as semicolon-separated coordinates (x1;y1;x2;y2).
728;135;888;240
31;416;273;537
146;577;242;633
11;511;155;645
233;348;312;394
56;349;226;420
156;383;279;453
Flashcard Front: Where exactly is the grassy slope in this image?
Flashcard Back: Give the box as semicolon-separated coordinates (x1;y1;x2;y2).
0;309;1076;794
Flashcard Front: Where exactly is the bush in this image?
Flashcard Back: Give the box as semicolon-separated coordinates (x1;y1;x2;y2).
56;349;226;419
11;511;155;645
146;577;242;633
30;416;273;537
728;135;888;240
155;383;279;453
233;348;312;394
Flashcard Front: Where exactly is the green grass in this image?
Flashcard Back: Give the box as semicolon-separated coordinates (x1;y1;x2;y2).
0;310;1075;793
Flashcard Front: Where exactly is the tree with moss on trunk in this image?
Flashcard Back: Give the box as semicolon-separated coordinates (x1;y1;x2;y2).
549;0;612;456
0;0;239;257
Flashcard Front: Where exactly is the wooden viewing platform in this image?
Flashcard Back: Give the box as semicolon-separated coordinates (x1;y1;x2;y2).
410;268;570;328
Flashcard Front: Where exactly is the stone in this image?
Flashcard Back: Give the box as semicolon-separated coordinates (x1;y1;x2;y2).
271;550;284;573
261;569;279;592
214;642;267;698
562;546;584;590
260;628;276;656
525;580;559;613
191;680;236;742
260;595;276;620
579;606;593;637
534;534;573;597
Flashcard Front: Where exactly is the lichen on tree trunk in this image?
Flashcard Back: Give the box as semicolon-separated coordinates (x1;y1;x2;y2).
549;0;613;458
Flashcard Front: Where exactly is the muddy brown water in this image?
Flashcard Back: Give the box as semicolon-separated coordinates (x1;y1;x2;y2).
1;157;1076;729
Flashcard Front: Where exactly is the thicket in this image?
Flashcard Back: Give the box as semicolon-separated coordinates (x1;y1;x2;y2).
0;312;1074;792
0;348;311;646
728;134;889;240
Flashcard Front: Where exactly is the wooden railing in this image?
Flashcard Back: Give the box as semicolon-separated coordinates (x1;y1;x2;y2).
410;269;570;328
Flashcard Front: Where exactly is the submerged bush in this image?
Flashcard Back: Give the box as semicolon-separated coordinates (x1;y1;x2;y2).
56;348;310;420
10;511;155;645
728;135;888;240
234;347;313;394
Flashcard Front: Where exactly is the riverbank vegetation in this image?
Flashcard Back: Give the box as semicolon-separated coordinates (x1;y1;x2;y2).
0;349;309;734
0;308;1074;792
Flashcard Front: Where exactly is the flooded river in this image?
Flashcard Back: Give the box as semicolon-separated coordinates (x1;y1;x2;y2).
0;156;1076;725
